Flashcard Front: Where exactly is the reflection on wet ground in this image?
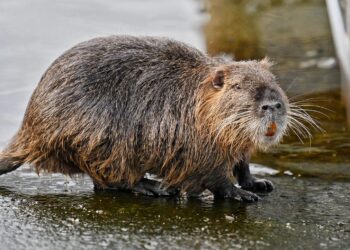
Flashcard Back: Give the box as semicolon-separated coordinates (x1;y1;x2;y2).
1;168;350;250
1;0;350;249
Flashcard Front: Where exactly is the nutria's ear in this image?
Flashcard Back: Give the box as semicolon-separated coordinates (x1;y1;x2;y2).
212;70;225;89
260;57;274;69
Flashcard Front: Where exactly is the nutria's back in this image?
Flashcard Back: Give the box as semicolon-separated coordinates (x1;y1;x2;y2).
35;36;211;127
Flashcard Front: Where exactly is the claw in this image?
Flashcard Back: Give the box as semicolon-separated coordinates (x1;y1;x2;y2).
235;187;261;202
241;178;274;193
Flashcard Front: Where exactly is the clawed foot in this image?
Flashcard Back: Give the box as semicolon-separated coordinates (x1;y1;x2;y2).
229;186;261;202
240;177;274;193
213;185;260;203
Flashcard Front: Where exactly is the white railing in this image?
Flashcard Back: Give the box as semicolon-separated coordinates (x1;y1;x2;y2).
326;0;350;123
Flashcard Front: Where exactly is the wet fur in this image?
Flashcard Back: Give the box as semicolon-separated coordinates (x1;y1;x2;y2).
0;36;287;194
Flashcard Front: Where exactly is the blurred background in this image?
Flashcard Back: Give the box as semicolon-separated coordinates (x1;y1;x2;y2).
0;0;349;249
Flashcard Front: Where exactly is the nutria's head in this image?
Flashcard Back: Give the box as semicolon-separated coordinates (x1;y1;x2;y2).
197;58;289;152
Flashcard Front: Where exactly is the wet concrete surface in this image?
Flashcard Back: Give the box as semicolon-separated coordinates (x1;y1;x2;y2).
1;0;350;249
1;167;350;250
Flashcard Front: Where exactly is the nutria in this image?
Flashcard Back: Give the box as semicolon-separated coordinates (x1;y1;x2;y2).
0;35;299;201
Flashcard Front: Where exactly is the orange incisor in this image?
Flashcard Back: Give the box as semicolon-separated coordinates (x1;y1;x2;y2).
265;122;277;137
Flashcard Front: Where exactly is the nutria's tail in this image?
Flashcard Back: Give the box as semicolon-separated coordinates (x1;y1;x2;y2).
0;154;24;175
0;140;27;175
0;131;29;175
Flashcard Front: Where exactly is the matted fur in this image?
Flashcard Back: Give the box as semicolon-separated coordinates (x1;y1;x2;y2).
0;36;288;194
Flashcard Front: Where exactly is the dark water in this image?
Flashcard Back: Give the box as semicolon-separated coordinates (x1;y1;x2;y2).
1;0;350;249
1;168;350;250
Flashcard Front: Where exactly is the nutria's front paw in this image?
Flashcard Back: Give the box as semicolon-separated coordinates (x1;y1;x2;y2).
231;186;261;202
240;177;274;193
213;185;260;202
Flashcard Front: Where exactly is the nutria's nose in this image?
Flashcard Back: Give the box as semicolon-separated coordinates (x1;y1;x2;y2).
260;101;283;112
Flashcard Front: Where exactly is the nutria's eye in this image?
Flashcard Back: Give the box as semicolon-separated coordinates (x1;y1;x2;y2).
233;84;241;90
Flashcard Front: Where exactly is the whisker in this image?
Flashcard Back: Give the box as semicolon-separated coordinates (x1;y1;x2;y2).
287;124;305;144
288;110;324;132
291;108;329;118
289;103;334;113
287;116;312;138
292;109;330;119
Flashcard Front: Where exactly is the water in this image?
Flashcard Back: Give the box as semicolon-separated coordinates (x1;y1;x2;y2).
1;168;350;250
1;0;350;249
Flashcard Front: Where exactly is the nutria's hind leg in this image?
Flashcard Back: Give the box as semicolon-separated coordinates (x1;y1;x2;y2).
94;178;180;197
133;178;180;197
233;160;274;193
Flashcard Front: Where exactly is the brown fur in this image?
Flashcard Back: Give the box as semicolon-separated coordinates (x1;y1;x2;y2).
0;36;289;195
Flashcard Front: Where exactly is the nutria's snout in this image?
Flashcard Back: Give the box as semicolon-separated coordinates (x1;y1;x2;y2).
253;87;289;149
